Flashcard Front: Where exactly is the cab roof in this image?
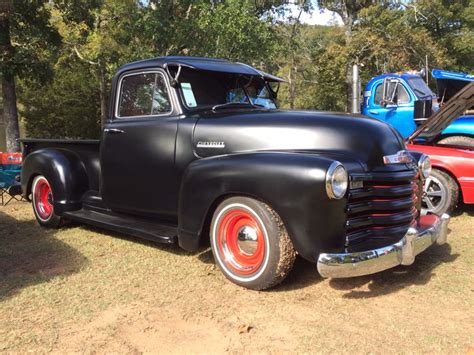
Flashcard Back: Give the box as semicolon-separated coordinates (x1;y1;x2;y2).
117;56;285;82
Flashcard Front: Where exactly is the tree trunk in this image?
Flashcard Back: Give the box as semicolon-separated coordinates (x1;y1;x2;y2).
0;0;20;151
344;16;354;112
98;65;108;128
287;8;303;110
1;74;20;151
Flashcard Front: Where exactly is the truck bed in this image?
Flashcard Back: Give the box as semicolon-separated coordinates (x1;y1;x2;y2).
20;138;102;192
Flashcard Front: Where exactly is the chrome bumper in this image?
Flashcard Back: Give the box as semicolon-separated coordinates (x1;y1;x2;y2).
317;213;450;278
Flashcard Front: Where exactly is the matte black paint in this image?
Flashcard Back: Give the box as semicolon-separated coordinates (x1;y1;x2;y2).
20;57;421;263
178;152;348;260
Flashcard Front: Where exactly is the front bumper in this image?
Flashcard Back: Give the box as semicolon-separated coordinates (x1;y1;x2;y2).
317;213;450;278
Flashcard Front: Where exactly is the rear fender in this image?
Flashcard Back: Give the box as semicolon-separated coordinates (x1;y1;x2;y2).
21;148;89;214
177;152;348;262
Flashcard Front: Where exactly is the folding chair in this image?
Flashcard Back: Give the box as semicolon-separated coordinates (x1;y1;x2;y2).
0;152;23;206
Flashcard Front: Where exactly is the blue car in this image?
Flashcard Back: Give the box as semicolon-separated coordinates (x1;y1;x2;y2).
362;69;474;146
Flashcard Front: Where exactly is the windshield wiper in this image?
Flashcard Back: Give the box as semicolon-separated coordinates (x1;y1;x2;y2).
211;102;264;111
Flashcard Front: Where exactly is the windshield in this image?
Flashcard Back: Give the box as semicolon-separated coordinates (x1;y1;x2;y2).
175;67;277;110
407;77;435;98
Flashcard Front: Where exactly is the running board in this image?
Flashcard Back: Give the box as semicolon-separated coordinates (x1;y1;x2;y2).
63;208;177;244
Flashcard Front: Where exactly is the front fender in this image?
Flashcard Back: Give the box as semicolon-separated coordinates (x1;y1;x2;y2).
21;148;89;214
178;152;348;262
441;116;474;137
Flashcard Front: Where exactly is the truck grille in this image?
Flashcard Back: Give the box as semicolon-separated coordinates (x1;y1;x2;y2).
345;170;420;252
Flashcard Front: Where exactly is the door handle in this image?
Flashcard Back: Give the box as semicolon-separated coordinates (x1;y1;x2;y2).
368;110;379;115
104;128;125;134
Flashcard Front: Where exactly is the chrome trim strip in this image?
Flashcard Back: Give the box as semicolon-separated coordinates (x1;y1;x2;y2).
317;213;450;278
383;150;412;164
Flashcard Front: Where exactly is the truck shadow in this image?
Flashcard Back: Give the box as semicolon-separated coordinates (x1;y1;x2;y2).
0;211;86;301
76;224;202;257
71;220;461;295
328;243;458;298
276;257;324;291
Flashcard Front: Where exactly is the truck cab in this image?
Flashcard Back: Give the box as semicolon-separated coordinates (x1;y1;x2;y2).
362;70;474;144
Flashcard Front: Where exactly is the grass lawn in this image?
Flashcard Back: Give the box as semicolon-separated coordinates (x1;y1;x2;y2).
0;200;473;353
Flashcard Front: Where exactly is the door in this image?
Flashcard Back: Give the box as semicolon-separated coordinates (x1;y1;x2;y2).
369;79;416;138
100;69;180;219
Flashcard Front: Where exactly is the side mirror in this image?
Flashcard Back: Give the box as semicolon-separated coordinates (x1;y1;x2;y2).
381;78;399;107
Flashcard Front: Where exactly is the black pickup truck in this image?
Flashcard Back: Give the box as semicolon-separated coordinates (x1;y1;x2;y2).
20;56;450;290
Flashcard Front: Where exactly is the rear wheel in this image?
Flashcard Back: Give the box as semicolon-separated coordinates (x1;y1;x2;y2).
422;169;459;215
438;135;474;148
31;175;62;228
210;196;296;290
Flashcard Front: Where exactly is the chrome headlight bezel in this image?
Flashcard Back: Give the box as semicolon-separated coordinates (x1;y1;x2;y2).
418;154;431;178
326;162;348;199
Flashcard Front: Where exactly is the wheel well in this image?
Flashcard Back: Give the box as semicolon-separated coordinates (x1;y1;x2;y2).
198;193;272;247
25;173;40;201
431;166;463;203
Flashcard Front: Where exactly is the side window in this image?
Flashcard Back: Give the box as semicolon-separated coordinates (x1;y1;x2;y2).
397;83;410;104
373;83;383;105
117;72;171;118
373;82;410;105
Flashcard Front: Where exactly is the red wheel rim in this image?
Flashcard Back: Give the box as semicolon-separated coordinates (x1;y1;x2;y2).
34;178;53;220
216;208;266;276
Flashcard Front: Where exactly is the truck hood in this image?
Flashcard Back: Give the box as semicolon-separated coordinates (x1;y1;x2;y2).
408;82;474;143
432;69;474;101
193;109;406;171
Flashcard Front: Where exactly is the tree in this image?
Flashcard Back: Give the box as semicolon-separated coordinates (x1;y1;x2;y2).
316;0;388;110
132;0;280;64
20;0;283;139
350;4;450;79
19;58;101;139
406;0;473;73
0;1;60;151
54;0;139;128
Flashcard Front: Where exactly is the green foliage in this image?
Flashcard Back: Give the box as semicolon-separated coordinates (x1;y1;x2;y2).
0;1;61;81
19;59;101;139
351;4;450;77
9;0;474;139
130;1;278;63
410;0;474;72
193;1;277;62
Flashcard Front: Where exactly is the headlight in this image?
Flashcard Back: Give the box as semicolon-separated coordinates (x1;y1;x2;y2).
418;154;431;178
326;162;348;199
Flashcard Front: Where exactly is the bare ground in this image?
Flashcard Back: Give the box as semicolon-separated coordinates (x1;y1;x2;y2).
0;200;473;354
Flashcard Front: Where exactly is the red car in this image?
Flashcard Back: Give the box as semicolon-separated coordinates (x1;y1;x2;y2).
407;82;474;215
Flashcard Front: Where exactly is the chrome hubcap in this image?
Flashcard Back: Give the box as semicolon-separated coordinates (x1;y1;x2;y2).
237;225;258;255
422;176;447;213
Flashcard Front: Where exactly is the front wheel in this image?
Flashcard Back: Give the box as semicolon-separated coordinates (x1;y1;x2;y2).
210;196;296;290
31;175;62;228
422;169;459;216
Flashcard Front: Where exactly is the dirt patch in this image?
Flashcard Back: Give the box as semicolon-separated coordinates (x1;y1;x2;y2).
60;305;229;352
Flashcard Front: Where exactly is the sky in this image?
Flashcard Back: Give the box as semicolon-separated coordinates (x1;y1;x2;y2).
279;3;343;26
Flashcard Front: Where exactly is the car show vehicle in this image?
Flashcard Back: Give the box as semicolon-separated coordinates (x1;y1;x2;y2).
362;69;474;144
20;56;450;290
406;82;474;216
